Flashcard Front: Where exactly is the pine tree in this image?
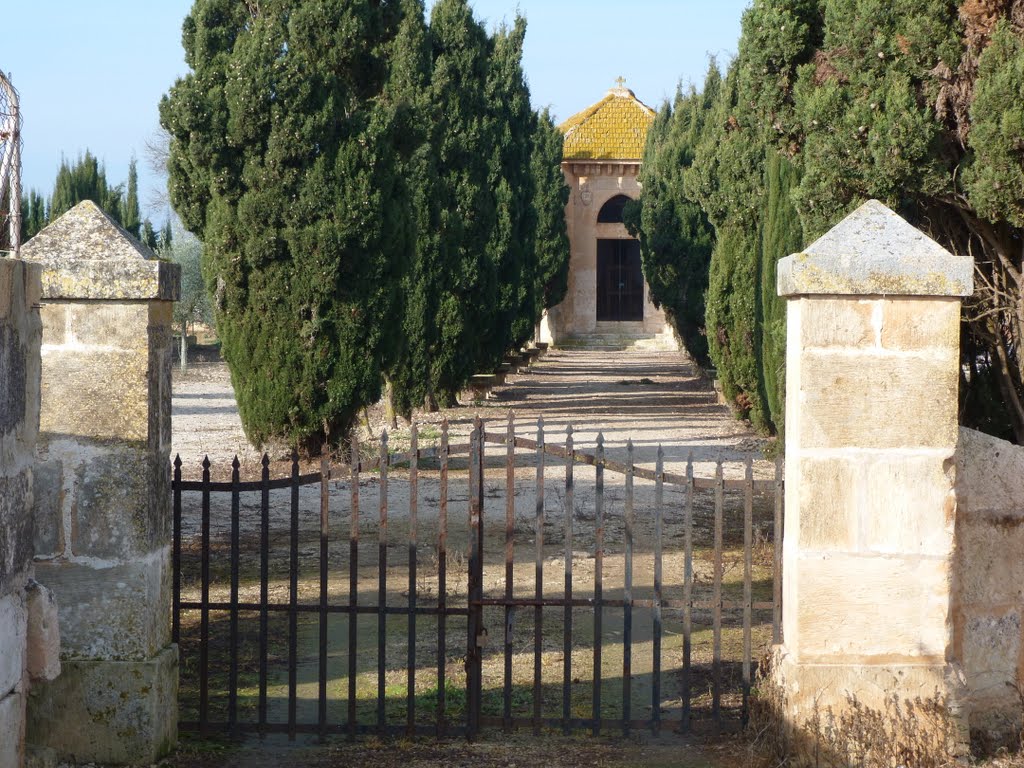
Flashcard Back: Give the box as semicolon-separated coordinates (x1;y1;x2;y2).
161;0;411;452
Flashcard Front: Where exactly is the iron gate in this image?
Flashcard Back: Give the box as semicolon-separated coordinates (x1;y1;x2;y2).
172;416;783;739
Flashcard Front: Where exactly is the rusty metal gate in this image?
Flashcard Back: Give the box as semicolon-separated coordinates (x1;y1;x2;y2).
172;416;782;739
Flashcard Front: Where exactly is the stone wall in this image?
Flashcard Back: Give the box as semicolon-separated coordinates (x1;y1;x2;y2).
20;200;179;765
0;257;61;767
955;426;1024;747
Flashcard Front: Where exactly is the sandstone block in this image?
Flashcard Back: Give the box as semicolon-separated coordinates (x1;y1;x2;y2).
0;470;34;596
31;458;64;558
798;351;958;450
0;592;27;697
40;348;149;441
71;449;169;559
881;297;960;352
34;549;171;661
795;457;855;550
26;581;61;682
798;453;955;555
960;608;1020;709
956;515;1024;606
793;553;950;662
798;298;876;349
39;302;65;347
0;688;26;768
957;427;1024;517
52;302;149;351
27;644;178;765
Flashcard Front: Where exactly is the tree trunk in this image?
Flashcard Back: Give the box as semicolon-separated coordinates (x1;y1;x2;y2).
384;377;398;431
179;321;188;374
424;389;438;414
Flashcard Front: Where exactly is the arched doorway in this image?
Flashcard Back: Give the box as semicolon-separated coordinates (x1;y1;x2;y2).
596;195;643;321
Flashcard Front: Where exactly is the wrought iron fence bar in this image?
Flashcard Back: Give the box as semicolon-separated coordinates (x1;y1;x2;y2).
652;446;664;735
682;453;694;733
288;451;300;741
466;419;484;738
533;417;545;736
178;598;767;614
407;424;418;737
592;433;605;737
318;453;330;740
172;456;182;645
179;601;473;616
259;454;270;732
712;458;723;734
199;456;211;739
623;440;634;737
228;457;241;737
562;424;575;734
437;420;449;737
503;412;515;731
348;436;360;740
377;432;389;733
742;456;753;729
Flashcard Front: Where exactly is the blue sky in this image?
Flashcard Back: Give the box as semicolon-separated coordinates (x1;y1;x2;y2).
6;1;748;222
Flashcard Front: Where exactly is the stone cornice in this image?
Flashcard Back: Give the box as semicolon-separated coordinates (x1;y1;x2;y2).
564;161;641;178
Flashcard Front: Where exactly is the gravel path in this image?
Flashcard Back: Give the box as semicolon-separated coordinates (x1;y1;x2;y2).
172;347;769;475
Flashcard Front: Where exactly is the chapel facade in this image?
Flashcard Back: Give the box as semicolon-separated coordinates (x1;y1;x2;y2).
538;81;677;350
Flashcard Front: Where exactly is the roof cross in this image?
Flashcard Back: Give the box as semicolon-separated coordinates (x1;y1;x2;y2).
615;76;627;89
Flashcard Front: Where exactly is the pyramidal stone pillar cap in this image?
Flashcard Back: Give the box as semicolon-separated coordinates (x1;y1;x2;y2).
777;199;973;298
19;200;180;301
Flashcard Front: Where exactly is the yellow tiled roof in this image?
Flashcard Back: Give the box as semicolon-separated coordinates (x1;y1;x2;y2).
559;86;656;161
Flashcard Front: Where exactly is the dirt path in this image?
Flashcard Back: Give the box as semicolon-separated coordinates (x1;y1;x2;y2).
172;347;769;475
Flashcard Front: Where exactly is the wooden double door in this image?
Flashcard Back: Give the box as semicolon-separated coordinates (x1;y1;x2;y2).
596;239;644;322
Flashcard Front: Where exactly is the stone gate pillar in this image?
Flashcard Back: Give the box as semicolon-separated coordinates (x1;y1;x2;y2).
773;200;973;755
20;201;180;764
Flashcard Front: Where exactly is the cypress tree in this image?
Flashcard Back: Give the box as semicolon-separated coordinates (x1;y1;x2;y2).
395;0;496;410
758;153;802;436
482;17;537;358
161;0;411;452
49;151;125;224
625;66;720;369
530;108;570;314
124;157;142;239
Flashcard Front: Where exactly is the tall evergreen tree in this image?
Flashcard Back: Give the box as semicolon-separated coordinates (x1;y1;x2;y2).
758;152;802;437
625;66;720;369
123;157;142;239
20;190;46;240
49;151;125;224
393;0;496;410
482;17;538;358
161;0;410;452
529;108;570;314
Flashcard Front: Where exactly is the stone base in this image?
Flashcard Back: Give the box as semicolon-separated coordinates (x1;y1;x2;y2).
0;688;26;768
765;646;968;766
27;644;178;765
